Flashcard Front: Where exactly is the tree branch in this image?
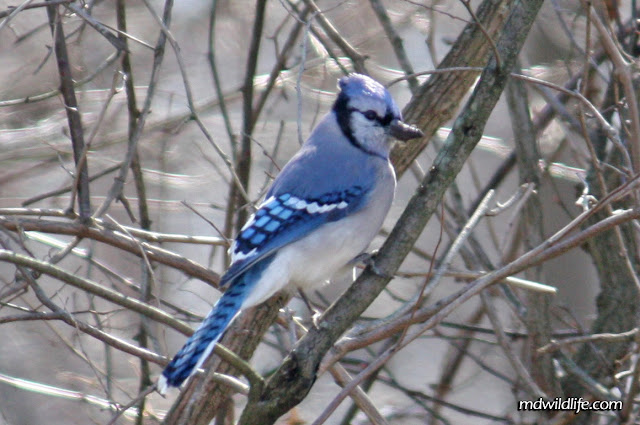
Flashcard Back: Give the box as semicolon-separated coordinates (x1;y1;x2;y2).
237;1;544;423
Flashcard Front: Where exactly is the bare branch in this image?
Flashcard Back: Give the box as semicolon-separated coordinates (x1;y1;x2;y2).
45;2;91;219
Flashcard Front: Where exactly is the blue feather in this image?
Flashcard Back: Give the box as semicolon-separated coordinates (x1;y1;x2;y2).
221;186;368;288
158;74;419;394
159;255;275;391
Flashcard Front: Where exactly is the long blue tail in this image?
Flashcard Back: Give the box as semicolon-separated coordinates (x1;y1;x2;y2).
157;255;274;394
157;281;247;393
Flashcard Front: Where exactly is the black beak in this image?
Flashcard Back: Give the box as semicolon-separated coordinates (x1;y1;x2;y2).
389;120;423;141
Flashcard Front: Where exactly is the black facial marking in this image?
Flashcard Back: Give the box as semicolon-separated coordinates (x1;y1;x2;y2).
352;108;393;127
332;92;397;159
380;110;394;126
333;91;358;149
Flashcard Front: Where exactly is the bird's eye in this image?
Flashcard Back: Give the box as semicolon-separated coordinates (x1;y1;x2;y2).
363;110;378;121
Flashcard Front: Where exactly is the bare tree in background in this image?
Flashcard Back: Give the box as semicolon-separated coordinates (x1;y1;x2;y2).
1;0;640;424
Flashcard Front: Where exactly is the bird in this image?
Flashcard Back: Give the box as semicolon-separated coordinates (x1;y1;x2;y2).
157;73;423;394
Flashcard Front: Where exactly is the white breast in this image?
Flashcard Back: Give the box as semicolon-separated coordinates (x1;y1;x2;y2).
240;162;395;309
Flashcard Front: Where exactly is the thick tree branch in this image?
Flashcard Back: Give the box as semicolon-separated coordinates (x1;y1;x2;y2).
0;216;220;285
390;0;513;177
237;1;544;423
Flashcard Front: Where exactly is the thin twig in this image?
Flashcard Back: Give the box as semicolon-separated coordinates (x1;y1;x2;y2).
0;0;72;19
317;202;638;422
326;198;640;371
64;3;128;52
92;0;174;218
296;14;314;146
368;0;418;93
19;266;166;364
0;216;222;285
2;248;193;334
207;0;236;159
181;201;231;246
300;0;368;74
327;364;390;425
427;190;495;293
621;333;640;421
555;353;620;400
140;0;251;207
45;2;91;219
590;4;640;172
68;71;122;216
0;51;121;107
480;291;546;398
0;0;35;32
234;0;268;231
105;385;157;425
459;0;501;69
3;208;225;245
252;5;311;124
285;0;350;75
537;328;640;355
113;4;155;415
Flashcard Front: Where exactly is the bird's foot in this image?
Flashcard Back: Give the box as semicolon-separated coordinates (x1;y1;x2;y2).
351;251;393;279
297;288;322;330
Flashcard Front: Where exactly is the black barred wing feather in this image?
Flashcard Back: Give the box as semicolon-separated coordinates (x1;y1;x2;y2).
220;187;367;288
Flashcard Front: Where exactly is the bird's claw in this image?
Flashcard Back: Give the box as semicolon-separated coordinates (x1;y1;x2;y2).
352;251;393;279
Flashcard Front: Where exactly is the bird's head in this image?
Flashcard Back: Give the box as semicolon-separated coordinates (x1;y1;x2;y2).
333;74;423;158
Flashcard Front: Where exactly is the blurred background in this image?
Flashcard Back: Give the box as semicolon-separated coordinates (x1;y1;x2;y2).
0;0;636;424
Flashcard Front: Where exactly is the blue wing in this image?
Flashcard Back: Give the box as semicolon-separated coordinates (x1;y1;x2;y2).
221;186;369;288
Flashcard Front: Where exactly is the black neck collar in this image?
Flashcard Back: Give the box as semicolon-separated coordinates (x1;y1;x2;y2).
332;93;386;160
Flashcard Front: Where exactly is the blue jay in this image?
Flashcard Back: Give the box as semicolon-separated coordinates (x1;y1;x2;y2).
157;74;422;394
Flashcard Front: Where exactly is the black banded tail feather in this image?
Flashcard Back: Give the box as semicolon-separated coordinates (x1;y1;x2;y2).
158;255;275;393
156;74;421;396
158;283;245;393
